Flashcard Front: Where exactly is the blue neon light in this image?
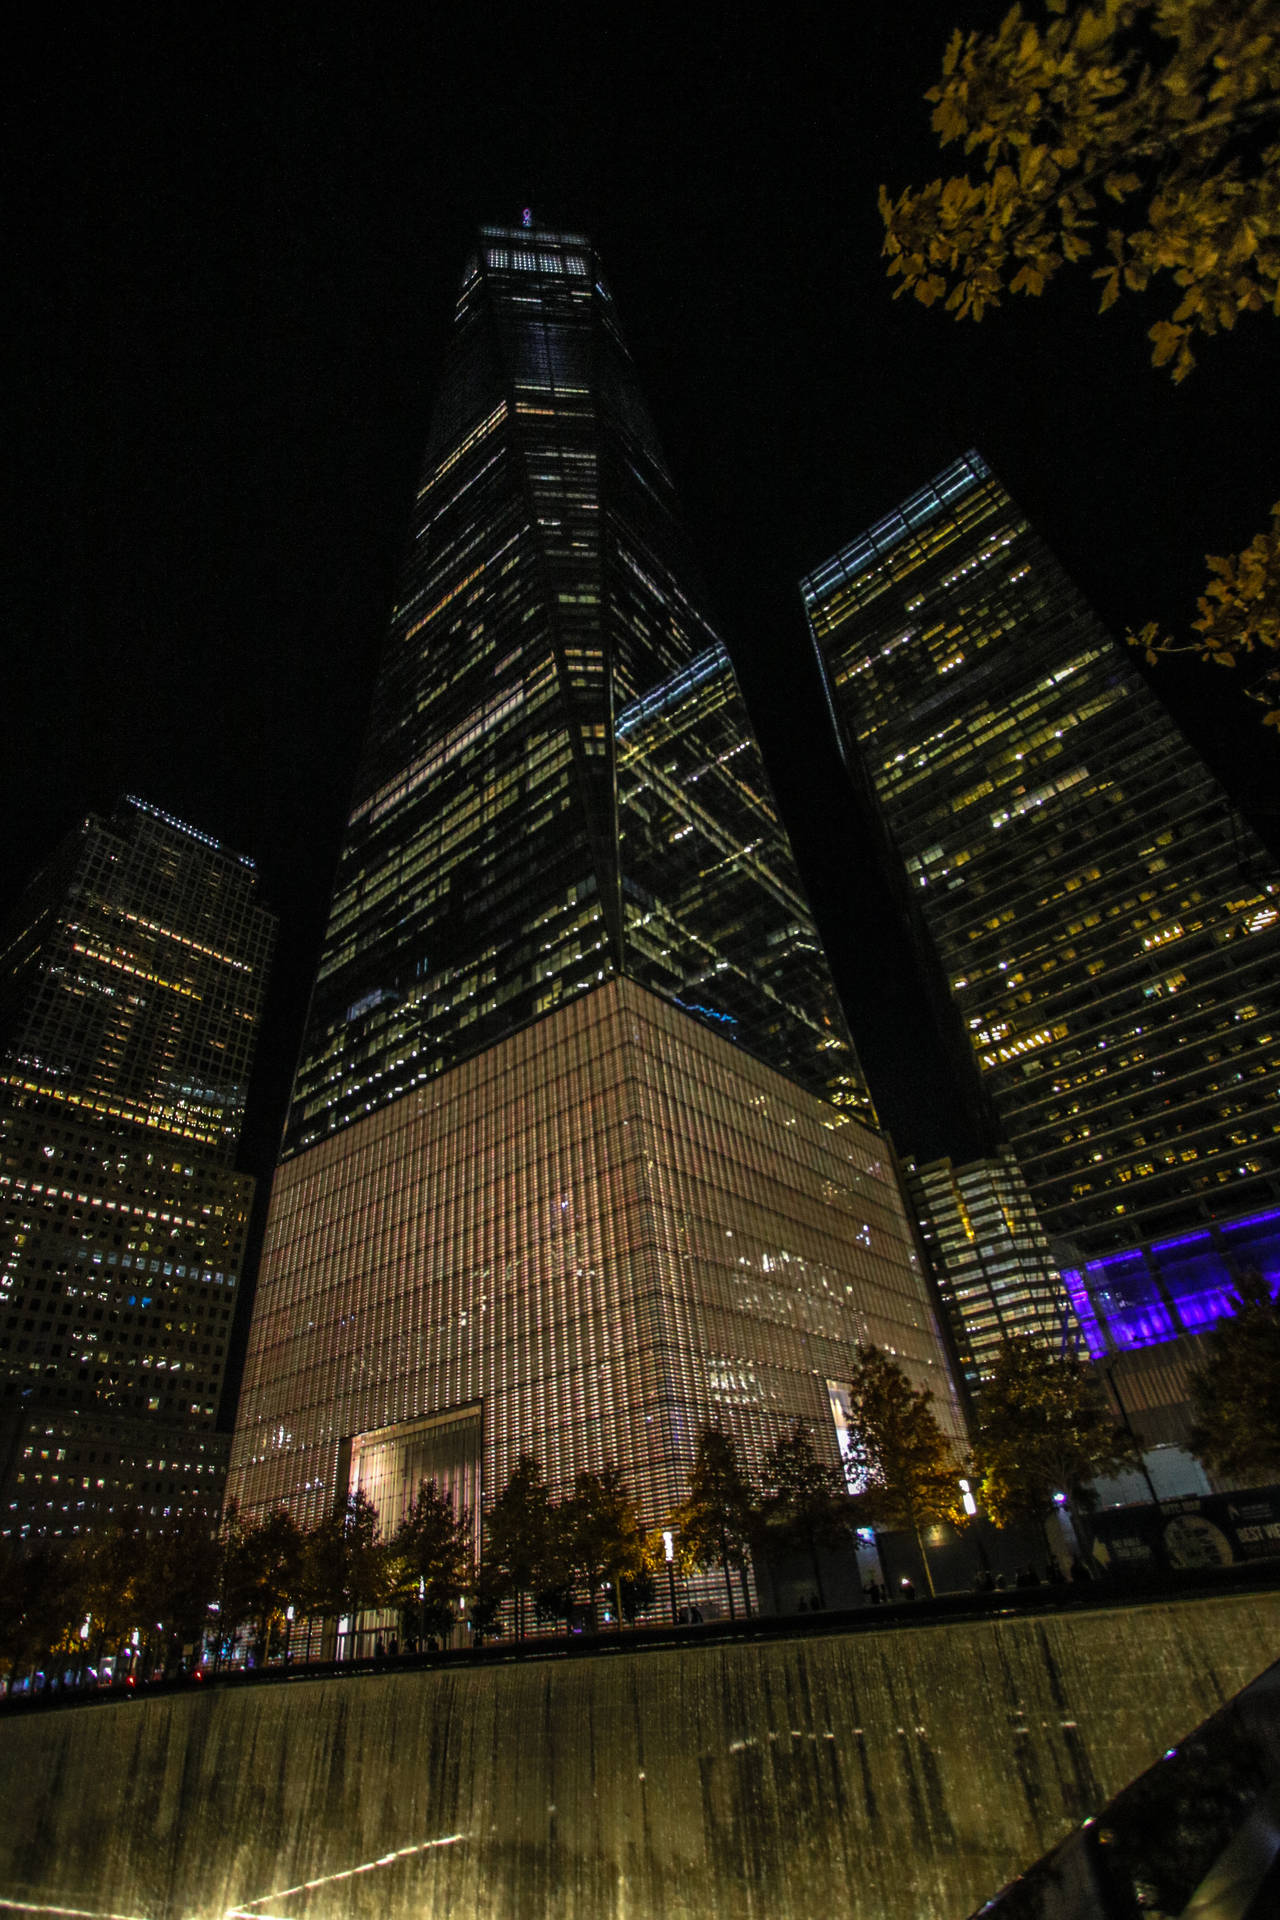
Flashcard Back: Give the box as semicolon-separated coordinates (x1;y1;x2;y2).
673;998;737;1027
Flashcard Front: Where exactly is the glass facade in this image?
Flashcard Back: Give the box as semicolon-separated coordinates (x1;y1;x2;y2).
0;797;275;1537
229;226;957;1533
348;1405;484;1561
902;1148;1081;1387
232;979;958;1530
1063;1204;1280;1357
286;225;869;1157
802;452;1280;1272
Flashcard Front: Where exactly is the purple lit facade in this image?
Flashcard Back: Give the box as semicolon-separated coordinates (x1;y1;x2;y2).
1062;1206;1280;1357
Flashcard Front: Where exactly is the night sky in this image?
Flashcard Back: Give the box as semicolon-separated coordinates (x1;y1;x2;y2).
9;4;1279;1191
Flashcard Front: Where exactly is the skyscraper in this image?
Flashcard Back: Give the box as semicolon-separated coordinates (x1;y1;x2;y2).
0;797;275;1538
901;1150;1078;1390
227;224;959;1537
802;450;1280;1356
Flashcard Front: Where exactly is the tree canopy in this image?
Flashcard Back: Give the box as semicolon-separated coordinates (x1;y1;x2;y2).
972;1335;1135;1527
842;1345;964;1594
1189;1268;1280;1480
759;1421;851;1606
1132;503;1280;728
562;1466;648;1628
387;1479;473;1642
483;1453;553;1638
880;0;1280;374
879;0;1280;727
671;1425;758;1618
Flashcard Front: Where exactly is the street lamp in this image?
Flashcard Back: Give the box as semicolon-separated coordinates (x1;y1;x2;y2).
662;1528;678;1624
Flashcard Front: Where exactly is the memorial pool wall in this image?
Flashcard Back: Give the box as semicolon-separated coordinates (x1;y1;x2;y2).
2;1589;1278;1920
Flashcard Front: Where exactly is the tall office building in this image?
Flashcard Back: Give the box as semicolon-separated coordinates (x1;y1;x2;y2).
802;450;1280;1356
227;223;959;1538
0;797;275;1538
902;1149;1078;1390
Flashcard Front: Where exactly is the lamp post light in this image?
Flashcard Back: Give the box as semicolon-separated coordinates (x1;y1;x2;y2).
959;1477;994;1580
662;1529;678;1625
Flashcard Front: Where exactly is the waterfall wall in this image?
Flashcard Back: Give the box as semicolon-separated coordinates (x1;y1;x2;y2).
2;1591;1277;1920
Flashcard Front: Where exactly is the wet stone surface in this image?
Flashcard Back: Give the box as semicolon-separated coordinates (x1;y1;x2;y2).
1;1591;1278;1920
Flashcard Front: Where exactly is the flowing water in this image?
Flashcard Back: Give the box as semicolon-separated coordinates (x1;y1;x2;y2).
1;1591;1277;1920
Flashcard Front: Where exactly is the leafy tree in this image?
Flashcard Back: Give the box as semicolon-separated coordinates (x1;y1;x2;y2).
672;1426;758;1619
1133;505;1280;730
68;1526;141;1674
133;1515;223;1672
618;1541;660;1624
484;1453;553;1640
220;1505;304;1663
468;1560;508;1644
759;1421;851;1608
296;1489;387;1659
1189;1267;1280;1479
530;1501;577;1629
387;1479;472;1645
972;1336;1135;1545
880;0;1280;373
879;0;1280;726
842;1345;964;1597
563;1465;647;1630
0;1541;78;1688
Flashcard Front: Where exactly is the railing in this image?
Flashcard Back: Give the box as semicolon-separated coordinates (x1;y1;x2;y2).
4;1558;1279;1719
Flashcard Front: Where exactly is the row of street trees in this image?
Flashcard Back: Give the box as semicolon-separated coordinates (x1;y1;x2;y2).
4;1286;1278;1689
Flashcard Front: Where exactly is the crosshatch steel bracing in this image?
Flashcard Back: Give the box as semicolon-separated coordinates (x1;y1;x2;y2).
229;223;959;1533
802;451;1280;1276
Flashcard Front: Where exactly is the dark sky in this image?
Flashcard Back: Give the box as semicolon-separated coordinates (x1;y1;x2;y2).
8;4;1279;1184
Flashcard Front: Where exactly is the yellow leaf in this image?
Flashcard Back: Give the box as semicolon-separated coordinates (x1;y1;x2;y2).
1150;319;1185;366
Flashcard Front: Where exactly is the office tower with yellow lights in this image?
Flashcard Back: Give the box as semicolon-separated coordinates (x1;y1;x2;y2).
802;450;1280;1364
901;1149;1079;1390
0;797;275;1539
227;223;960;1540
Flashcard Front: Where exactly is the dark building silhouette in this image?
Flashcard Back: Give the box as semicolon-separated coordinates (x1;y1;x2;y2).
227;223;960;1537
0;797;275;1539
